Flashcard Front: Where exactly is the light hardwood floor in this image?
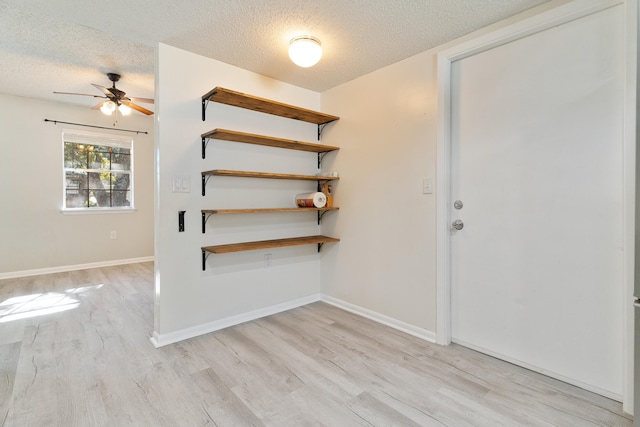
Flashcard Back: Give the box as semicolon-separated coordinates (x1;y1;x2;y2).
0;262;632;426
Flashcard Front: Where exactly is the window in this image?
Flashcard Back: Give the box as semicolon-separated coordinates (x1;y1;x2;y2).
62;131;134;211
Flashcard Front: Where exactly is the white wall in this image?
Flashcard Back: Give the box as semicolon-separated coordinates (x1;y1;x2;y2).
0;94;154;275
154;44;330;340
320;51;438;333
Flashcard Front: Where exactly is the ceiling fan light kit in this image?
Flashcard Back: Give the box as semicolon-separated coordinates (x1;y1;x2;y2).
54;72;154;117
289;36;322;68
99;100;132;116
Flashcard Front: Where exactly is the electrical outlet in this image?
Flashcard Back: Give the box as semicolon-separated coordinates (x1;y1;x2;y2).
264;253;272;267
423;177;434;194
110;231;117;239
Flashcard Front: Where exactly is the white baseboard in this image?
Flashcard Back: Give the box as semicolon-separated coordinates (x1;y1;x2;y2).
150;294;323;348
0;256;155;280
150;293;438;348
320;295;437;343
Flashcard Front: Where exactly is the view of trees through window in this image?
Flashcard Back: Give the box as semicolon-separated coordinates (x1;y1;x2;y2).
64;141;132;208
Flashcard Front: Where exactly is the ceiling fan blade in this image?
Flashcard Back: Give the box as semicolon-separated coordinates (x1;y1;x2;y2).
91;100;108;110
92;83;115;97
129;97;154;104
54;91;105;99
121;100;154;115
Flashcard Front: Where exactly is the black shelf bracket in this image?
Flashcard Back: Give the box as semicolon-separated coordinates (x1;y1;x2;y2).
317;242;324;253
202;88;220;121
202;212;215;233
317;123;327;140
201;175;212;196
202;137;210;159
317;210;330;225
202;250;212;271
317;119;339;140
201;98;211;121
317;152;330;169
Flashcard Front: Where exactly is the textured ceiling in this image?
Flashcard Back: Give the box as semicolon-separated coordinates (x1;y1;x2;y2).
0;0;552;109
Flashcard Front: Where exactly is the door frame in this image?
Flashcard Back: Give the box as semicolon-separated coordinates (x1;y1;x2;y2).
434;0;636;412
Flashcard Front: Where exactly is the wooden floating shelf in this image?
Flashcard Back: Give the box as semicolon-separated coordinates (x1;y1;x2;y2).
203;235;339;254
201;87;340;125
201;235;340;269
203;169;339;181
201;207;339;232
201;128;339;159
203;207;339;215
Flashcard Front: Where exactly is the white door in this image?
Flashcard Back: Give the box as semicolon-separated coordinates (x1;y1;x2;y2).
450;6;624;398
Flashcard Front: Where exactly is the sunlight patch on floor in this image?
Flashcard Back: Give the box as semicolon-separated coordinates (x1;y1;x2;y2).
0;284;103;323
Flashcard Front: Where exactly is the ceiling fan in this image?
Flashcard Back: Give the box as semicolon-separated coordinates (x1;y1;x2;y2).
54;72;154;116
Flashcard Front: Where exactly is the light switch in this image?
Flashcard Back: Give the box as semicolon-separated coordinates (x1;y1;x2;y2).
173;175;191;193
423;177;433;194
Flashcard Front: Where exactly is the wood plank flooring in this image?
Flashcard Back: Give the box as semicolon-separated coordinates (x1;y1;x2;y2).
0;262;632;426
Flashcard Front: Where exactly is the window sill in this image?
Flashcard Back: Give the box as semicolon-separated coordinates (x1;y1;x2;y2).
61;208;137;215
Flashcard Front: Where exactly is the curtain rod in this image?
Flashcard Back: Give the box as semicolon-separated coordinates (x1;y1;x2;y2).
44;119;149;135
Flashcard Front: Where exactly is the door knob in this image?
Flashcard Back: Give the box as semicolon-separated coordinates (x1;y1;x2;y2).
452;219;464;231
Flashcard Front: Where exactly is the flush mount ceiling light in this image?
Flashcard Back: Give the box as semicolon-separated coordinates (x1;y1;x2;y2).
288;36;322;68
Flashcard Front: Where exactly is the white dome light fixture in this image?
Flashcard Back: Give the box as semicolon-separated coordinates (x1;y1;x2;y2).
288;36;322;68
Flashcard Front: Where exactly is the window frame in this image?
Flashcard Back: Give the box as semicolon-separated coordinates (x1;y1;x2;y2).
61;129;135;213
